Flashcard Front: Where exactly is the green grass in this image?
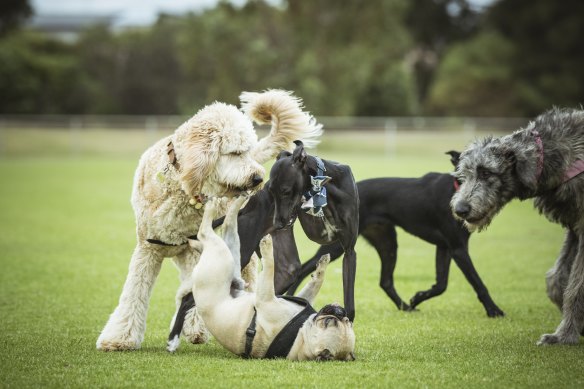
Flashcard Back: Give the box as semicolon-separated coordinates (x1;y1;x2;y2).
0;131;582;388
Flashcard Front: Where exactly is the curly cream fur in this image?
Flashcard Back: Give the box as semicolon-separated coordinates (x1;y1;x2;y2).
240;89;323;164
97;90;322;351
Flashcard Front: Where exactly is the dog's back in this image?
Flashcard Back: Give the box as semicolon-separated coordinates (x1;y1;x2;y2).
358;173;467;247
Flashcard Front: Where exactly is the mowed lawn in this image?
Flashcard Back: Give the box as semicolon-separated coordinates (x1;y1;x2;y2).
0;130;582;388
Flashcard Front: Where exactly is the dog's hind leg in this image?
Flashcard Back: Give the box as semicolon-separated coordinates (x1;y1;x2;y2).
296;254;331;304
286;242;344;295
97;243;163;351
409;246;451;310
451;247;505;317
538;233;584;345
362;224;411;311
545;229;578;311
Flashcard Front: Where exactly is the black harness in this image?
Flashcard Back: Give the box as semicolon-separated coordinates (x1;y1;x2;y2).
241;295;316;359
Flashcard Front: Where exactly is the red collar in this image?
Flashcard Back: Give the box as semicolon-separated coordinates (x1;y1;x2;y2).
531;129;544;182
564;159;584;183
453;177;460;192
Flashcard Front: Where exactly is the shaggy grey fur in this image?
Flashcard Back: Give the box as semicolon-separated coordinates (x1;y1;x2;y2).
451;108;584;345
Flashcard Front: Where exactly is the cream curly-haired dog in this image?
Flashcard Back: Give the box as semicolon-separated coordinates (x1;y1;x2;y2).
96;90;322;351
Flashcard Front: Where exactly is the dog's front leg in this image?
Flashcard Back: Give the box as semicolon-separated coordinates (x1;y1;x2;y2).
341;245;357;322
538;234;584;345
97;243;163;351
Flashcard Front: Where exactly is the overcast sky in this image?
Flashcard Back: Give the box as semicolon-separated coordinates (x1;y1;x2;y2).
32;0;494;26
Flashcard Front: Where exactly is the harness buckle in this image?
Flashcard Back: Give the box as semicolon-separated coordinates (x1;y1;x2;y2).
246;327;256;337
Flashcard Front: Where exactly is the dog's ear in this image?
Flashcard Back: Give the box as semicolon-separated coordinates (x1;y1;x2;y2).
180;132;218;196
505;148;538;196
276;150;291;160
315;349;334;362
445;150;461;168
292;140;307;166
345;352;356;361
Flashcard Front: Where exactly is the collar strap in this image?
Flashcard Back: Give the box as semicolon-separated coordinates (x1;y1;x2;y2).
563;159;584;183
264;296;317;359
531;129;544;182
241;308;258;359
301;156;331;218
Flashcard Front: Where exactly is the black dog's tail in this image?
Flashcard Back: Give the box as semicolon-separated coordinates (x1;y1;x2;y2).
166;292;196;353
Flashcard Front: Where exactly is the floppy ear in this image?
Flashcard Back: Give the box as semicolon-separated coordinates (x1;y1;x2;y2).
346;352;356;361
292;140;307;166
445;150;461;168
180;132;218;196
505;148;538;196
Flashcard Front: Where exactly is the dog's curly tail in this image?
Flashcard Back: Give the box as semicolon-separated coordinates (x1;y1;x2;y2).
240;89;323;164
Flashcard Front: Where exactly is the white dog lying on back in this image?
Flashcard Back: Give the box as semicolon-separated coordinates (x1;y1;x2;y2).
169;195;356;361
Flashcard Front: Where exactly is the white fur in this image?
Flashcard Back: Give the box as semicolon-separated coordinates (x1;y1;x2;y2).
96;90;322;351
192;197;355;360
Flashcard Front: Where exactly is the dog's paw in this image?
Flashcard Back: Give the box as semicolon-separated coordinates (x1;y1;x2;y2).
96;337;140;351
259;235;273;255
537;332;578;346
486;306;505;318
167;335;180;353
537;333;560;346
317;253;331;267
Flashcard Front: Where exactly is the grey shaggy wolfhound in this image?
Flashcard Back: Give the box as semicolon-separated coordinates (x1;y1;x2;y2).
451;108;584;345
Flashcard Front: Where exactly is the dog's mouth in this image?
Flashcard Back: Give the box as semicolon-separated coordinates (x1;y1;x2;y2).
314;304;347;327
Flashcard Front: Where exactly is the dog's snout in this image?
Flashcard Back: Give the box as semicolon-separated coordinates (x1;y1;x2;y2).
250;174;263;187
454;201;471;219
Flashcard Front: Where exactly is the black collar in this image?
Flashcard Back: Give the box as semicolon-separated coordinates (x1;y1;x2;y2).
241;295;316;359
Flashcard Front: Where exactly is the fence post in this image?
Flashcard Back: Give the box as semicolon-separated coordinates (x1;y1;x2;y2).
384;119;397;158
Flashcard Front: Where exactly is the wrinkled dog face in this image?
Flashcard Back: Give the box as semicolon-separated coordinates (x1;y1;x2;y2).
304;304;356;361
451;136;519;231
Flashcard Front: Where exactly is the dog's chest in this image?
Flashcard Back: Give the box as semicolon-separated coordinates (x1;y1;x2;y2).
299;211;339;244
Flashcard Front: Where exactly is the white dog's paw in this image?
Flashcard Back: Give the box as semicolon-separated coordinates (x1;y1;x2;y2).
259;235;273;255
312;254;330;279
96;334;141;351
167;335;180;353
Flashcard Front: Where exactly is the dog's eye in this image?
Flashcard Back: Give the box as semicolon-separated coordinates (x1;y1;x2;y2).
477;168;492;180
230;151;242;156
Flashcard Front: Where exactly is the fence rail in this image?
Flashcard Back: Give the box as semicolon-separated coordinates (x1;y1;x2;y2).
0;115;530;158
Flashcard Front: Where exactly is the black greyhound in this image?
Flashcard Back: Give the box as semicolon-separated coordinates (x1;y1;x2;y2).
168;141;359;345
287;151;504;317
268;141;359;321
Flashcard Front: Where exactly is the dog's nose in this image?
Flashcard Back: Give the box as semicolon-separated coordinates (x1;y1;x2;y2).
250;174;263;187
454;201;471;219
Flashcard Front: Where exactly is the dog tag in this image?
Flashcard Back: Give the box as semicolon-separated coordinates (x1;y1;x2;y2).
156;171;166;183
195;202;203;210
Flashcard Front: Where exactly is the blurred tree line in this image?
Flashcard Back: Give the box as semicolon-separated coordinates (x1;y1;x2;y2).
0;0;583;117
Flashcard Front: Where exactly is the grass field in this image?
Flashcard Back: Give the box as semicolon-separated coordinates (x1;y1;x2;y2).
0;129;582;388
